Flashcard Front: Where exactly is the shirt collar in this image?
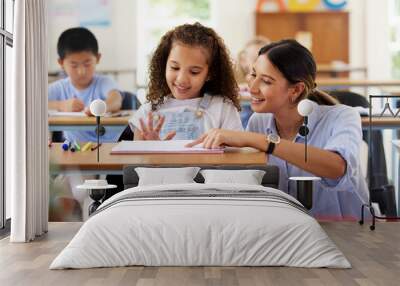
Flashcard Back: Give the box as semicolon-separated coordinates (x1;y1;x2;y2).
265;101;321;141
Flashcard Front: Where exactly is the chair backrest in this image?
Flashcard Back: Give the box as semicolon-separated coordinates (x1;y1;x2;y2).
123;165;280;190
330;90;388;188
330;90;369;108
120;91;139;110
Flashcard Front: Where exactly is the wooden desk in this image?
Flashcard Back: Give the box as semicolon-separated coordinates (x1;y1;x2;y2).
317;64;367;73
49;143;267;175
361;117;400;129
48;111;133;132
317;65;367;78
316;78;400;89
239;79;400;101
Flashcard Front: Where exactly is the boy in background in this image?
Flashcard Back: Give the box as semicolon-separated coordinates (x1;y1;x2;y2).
48;27;123;143
48;27;123;221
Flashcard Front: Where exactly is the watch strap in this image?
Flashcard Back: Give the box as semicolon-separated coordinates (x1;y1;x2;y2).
266;141;276;154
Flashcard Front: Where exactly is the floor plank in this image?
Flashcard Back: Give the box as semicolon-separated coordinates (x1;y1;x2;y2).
0;222;399;286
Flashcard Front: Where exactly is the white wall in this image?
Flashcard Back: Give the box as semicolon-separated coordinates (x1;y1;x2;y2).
212;0;257;57
344;0;390;80
365;0;390;79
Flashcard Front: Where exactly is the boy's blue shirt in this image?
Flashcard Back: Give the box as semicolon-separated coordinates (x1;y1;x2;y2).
48;74;122;142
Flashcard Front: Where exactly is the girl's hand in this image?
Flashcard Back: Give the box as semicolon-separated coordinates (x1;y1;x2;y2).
186;128;248;149
138;112;176;141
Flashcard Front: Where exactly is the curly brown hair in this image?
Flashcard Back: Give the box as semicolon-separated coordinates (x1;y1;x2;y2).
147;22;240;111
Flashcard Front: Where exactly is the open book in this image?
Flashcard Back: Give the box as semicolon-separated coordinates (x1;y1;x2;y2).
110;140;224;154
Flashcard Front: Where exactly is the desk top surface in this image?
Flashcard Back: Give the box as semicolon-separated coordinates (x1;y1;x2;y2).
316;78;400;87
50;143;267;170
317;65;367;73
48;111;134;125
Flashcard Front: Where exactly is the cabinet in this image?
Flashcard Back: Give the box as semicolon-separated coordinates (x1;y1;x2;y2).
256;12;349;65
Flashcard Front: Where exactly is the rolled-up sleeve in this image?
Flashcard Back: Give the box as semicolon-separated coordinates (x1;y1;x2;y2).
220;103;243;131
48;81;62;101
128;103;150;130
98;76;120;100
321;108;362;189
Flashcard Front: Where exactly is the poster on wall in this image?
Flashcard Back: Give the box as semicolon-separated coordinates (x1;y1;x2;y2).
48;0;112;28
79;0;112;27
256;0;347;12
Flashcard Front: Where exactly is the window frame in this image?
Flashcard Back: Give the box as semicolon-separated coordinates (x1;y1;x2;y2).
0;0;14;233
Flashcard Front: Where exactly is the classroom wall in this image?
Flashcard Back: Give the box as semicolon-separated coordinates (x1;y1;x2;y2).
365;0;390;79
212;0;257;57
48;0;391;90
48;0;137;91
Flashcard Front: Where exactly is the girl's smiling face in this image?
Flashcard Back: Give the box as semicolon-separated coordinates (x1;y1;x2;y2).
165;42;210;100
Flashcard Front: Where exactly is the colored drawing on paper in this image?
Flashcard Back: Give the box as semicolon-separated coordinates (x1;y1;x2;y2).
48;0;79;18
79;0;111;27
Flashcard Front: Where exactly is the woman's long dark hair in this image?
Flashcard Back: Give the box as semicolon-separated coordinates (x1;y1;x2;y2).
258;39;337;105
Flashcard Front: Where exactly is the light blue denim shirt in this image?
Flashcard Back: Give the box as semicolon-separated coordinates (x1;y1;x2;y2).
48;74;122;142
246;101;369;219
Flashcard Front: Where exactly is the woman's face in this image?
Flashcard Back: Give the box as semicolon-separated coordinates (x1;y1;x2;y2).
247;55;294;113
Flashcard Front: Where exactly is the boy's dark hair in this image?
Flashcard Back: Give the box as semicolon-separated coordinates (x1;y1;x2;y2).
147;22;240;111
57;27;99;59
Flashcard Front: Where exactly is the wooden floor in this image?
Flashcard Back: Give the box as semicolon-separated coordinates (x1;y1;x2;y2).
0;222;399;286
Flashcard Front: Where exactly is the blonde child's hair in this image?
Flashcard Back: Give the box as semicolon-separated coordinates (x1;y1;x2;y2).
235;36;270;84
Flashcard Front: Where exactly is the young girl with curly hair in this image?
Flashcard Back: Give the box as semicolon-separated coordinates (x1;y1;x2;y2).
129;22;243;140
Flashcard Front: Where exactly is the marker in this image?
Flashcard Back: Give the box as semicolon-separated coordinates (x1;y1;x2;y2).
62;139;71;151
70;141;81;152
81;142;93;152
91;143;102;151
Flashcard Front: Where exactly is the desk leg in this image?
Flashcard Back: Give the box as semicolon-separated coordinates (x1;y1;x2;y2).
88;189;106;216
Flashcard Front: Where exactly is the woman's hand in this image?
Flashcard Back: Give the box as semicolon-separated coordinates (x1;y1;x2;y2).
186;129;250;149
138;112;176;141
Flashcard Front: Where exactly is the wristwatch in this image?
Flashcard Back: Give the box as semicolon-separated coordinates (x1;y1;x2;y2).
265;134;281;154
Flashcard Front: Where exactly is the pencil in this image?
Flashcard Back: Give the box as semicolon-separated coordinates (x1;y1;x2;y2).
91;143;102;151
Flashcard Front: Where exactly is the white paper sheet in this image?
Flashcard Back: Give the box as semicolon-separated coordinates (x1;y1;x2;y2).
110;140;224;154
48;110;87;117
